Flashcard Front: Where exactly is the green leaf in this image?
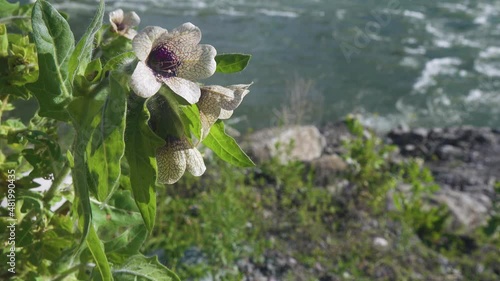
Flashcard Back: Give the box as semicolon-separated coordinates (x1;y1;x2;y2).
0;0;19;18
0;24;7;56
215;53;251;73
101;51;135;75
87;73;127;202
29;0;74;121
68;0;104;83
113;255;180;281
68;96;104;250
125;97;165;232
203;120;254;167
105;225;148;264
149;88;186;139
180;103;202;140
87;224;113;281
85;59;102;83
20;130;64;178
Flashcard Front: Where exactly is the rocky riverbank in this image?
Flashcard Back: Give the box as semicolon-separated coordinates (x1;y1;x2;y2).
244;122;498;228
237;121;499;280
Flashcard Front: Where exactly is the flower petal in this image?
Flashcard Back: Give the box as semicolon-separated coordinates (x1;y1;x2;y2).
185;146;206;177
163;77;201;104
198;90;223;139
109;9;124;29
219;84;251;119
163;22;202;48
177;44;217;80
156;142;187;184
200;84;251;120
123;11;140;27
131;61;162;98
124;29;138;40
202;85;235;99
133;26;168;61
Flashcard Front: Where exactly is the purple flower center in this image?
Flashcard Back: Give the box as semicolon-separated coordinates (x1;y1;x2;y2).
147;44;181;79
116;22;126;31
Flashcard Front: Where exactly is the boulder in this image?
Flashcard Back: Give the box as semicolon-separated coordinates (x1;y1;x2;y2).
308;154;348;186
434;189;492;232
244;126;325;164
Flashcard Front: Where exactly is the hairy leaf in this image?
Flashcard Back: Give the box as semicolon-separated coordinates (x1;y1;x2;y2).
87;224;113;281
113;255;180;281
203;121;254;167
87;73;127;202
68;96;104;249
68;0;104;83
101;51;135;76
0;0;19;18
125;97;165;232
29;0;74;120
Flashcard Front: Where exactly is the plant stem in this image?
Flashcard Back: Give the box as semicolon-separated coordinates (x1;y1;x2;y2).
52;264;83;281
44;163;71;203
0;16;30;24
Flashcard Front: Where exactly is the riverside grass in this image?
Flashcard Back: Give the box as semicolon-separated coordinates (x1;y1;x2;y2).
145;118;500;281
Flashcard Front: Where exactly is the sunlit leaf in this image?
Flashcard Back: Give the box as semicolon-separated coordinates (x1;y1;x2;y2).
68;95;104;249
180;103;202;140
87;72;127;202
28;0;74;121
203;120;254;167
125;97;165;232
68;0;104;83
215;53;251;73
87;224;113;281
0;0;19;18
101;51;135;77
113;255;180;281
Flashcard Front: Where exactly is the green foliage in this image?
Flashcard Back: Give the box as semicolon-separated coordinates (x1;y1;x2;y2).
202;121;255;167
215;54;251;73
68;0;104;83
113;255;180;281
125;97;165;232
0;1;19;18
145;157;263;280
87;72;127;202
0;26;38;99
145;118;497;280
1;0;253;280
28;0;74;121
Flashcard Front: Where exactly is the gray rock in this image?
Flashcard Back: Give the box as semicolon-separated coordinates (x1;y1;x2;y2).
436;144;463;161
434;190;492;232
244;125;326;164
309;154;348;186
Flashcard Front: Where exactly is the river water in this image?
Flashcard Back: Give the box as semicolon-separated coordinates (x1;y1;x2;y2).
52;0;500;131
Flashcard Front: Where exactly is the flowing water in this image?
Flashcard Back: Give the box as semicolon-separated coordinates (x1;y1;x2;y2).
52;0;500;131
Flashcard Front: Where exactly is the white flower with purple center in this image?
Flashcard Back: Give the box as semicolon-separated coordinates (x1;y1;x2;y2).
131;23;217;104
109;9;140;40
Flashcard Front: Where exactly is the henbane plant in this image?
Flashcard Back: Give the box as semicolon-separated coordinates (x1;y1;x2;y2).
0;0;253;279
